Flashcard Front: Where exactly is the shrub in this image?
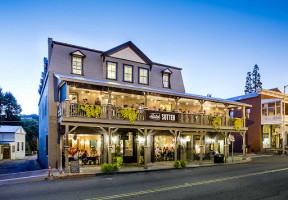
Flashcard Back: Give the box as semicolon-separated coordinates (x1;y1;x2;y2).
180;160;187;168
173;160;187;168
139;156;144;164
173;160;181;168
101;163;115;173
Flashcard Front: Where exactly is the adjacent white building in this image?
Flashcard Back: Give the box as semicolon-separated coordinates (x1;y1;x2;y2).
0;126;26;160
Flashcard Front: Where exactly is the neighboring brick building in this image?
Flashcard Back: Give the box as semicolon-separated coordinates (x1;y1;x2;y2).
228;88;288;153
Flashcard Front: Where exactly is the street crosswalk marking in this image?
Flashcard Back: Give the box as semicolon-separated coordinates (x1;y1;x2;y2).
85;167;288;200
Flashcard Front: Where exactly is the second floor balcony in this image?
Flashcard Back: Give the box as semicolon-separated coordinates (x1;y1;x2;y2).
58;101;245;131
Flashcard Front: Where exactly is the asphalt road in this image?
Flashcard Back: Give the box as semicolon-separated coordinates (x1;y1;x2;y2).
1;155;288;200
0;156;41;174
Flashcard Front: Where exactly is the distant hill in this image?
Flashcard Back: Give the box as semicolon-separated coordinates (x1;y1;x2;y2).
21;114;39;121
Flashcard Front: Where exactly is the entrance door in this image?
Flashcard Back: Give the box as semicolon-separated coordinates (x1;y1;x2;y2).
122;132;137;163
3;146;10;159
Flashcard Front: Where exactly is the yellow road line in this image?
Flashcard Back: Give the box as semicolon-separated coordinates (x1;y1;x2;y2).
85;167;288;200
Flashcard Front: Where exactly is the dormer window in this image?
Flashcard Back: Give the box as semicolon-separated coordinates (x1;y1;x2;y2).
162;68;172;88
70;50;85;75
107;61;117;80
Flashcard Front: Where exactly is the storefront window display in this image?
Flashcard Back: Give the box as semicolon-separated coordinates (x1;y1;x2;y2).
154;135;175;161
68;134;102;157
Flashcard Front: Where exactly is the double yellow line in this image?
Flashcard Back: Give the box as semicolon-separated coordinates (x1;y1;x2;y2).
85;167;288;200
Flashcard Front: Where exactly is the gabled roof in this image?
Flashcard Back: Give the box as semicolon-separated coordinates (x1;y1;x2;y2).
0;126;22;133
51;39;182;70
269;88;282;93
102;41;153;65
162;68;173;74
70;50;86;57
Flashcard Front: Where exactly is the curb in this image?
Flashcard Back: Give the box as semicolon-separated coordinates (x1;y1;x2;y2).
51;158;252;180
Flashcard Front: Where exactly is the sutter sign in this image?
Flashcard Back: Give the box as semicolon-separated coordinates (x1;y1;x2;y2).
145;110;178;122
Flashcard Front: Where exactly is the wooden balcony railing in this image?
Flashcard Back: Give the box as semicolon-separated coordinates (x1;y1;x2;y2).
58;101;237;128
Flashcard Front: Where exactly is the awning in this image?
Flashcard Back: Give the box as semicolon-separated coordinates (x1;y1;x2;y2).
54;73;252;107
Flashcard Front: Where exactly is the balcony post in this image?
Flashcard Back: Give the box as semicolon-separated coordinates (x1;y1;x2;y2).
242;106;246;127
66;101;70;118
144;92;148;109
199;100;205;125
175;97;179;112
108;90;112;119
224;104;229;126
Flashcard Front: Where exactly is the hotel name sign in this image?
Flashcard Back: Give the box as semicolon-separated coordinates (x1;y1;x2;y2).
145;110;179;122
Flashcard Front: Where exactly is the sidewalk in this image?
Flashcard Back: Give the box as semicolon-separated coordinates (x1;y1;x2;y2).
51;154;252;180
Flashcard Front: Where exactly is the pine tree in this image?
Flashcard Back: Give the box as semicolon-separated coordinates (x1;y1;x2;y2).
244;72;252;94
2;92;22;121
252;64;262;92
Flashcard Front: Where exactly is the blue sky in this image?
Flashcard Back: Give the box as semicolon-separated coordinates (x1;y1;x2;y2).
0;0;287;114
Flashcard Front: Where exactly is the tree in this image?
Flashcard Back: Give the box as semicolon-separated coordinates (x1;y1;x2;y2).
244;72;252;94
0;88;3;116
21;118;39;152
252;64;262;92
2;92;22;122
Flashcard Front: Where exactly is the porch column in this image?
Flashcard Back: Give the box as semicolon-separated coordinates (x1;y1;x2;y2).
191;135;194;161
58;135;63;173
242;131;246;160
174;131;178;161
224;132;228;163
144;128;148;169
64;125;69;173
108;90;112;119
199;132;204;165
108;127;112;164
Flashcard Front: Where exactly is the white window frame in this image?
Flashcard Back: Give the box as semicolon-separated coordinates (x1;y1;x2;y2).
124;65;133;82
72;56;83;75
139;68;148;85
107;62;117;80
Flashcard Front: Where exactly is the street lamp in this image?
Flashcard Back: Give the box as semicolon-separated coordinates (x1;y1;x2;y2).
282;85;288;155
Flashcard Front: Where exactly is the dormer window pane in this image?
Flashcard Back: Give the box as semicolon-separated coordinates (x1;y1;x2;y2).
139;68;148;84
163;74;169;88
107;62;117;80
124;65;133;82
72;56;82;75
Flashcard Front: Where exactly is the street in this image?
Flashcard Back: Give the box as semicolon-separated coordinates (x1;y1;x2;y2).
1;155;288;200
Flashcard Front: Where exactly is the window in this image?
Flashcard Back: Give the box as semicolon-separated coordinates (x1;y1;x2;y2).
139;68;148;84
21;142;24;151
17;142;20;151
72;56;83;75
107;62;117;80
163;74;169;88
124;65;133;82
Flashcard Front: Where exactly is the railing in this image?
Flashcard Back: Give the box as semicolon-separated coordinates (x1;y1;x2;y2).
58;101;241;128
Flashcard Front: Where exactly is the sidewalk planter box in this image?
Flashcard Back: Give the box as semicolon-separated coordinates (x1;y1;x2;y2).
214;154;224;163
